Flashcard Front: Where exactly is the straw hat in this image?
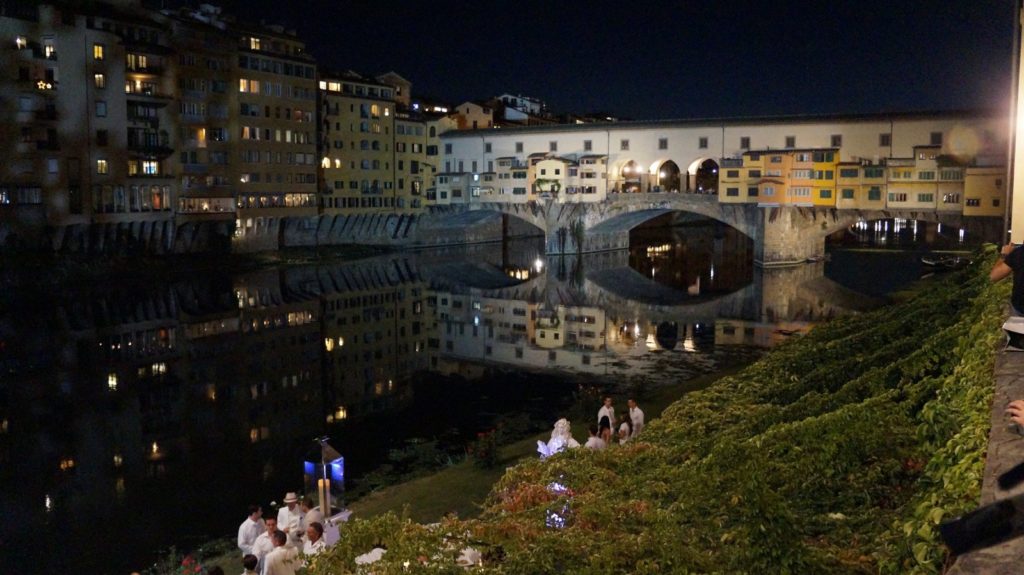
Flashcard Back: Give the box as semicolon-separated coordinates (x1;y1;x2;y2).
283;492;299;503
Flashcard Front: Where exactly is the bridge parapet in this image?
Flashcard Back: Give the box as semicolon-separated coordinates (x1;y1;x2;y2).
419;198;1003;265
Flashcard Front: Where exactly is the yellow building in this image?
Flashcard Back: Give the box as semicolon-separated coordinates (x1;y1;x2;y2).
233;25;318;244
835;162;887;210
886;146;941;210
170;11;237;234
491;157;530;203
963;167;1006;217
318;71;396;214
809;149;838;207
453;101;493;130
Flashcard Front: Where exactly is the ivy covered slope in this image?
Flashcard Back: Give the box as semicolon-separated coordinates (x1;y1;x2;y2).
309;248;1008;575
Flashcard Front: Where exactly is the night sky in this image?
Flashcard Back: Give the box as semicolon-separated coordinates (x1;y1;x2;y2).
201;0;1014;120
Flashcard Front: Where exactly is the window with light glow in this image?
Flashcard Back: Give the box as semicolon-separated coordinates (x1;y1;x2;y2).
93;43;104;60
96;159;108;174
94;73;105;89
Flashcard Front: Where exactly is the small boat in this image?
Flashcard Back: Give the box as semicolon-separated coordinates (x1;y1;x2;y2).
806;254;830;263
920;255;970;270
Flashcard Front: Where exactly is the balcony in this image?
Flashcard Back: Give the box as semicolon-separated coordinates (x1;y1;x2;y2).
128;143;174;158
34;108;58;121
125;89;173;103
128;171;174;180
126;64;165;76
128;114;160;128
122;39;174;57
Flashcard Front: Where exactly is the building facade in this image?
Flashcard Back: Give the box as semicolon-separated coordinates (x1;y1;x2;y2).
438;111;1008;219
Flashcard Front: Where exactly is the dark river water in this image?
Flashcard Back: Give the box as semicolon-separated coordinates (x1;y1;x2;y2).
0;218;978;574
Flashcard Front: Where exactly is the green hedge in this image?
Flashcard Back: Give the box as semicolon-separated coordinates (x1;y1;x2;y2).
308;247;1008;574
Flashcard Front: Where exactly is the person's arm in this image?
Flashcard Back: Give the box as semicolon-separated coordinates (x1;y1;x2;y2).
1007;400;1024;426
992;244;1016;283
238;523;250;554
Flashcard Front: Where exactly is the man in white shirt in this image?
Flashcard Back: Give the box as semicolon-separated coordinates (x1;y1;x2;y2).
262;530;299;575
277;492;304;545
584;424;606;450
302;521;327;561
237;504;265;557
252;516;279;572
597;396;614;443
628;399;645;437
299;497;323;533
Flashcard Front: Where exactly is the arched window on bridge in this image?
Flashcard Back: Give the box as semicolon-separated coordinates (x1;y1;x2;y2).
657;161;681;193
621;160;642;193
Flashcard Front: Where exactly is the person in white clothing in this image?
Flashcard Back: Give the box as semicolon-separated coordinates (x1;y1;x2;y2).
277;492;304;545
237;504;265;556
617;413;632;445
299;497;323;532
262;530;299;575
302;521;326;559
584;424;607;450
597;397;614;444
628;399;645;437
251;516;279;572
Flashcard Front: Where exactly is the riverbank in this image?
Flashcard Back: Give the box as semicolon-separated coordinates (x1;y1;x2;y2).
301;247;1007;574
176;364;750;574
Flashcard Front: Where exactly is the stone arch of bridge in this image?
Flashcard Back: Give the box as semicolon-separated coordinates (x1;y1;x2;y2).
816;209;968;239
589;205;756;243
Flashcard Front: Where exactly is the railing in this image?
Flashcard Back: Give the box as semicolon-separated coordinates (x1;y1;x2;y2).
34;108;57;121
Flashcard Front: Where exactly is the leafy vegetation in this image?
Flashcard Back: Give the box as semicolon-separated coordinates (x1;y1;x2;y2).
309;247;1007;574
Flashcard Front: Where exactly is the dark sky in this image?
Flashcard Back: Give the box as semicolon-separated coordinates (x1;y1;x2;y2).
206;0;1016;120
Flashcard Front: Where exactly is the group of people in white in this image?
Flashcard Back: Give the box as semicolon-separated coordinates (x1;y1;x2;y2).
237;492;329;575
589;397;644;450
538;397;645;457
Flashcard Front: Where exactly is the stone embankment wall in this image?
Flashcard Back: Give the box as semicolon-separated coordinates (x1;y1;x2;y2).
0;208;534;255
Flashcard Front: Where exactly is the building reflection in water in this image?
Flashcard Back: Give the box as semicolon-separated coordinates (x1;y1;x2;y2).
0;226;882;574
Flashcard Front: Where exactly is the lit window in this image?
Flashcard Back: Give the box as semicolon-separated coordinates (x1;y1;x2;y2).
94;73;106;89
93;43;104;60
15;36;27;50
142;161;159;175
43;40;55;58
248;37;260;50
96;159;108;174
107;373;117;390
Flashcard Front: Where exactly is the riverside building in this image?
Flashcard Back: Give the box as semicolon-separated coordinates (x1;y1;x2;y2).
0;0;317;252
436;111;1008;219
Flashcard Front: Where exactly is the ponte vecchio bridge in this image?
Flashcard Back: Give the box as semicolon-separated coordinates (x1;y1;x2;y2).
413;110;1007;265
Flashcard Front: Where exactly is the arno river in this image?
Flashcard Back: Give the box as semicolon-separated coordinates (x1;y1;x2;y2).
0;218;976;574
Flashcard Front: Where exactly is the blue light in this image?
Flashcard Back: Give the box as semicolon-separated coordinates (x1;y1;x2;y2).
329;458;344;483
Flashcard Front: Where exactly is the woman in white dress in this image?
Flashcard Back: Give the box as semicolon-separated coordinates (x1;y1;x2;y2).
617;413;633;445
